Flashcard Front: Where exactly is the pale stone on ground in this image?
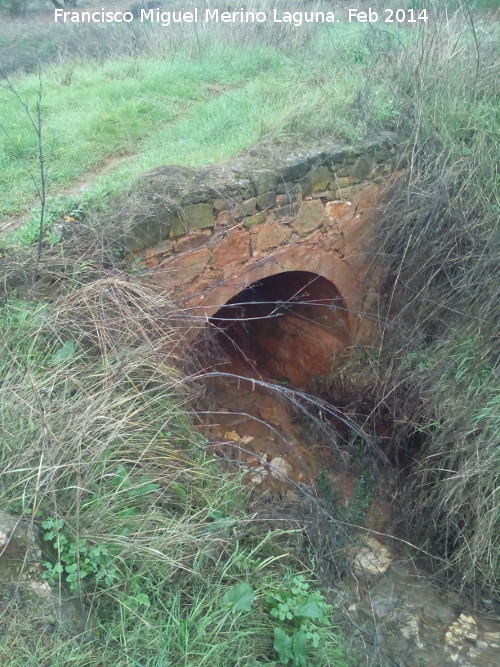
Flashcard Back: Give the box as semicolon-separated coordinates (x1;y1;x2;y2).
352;536;392;575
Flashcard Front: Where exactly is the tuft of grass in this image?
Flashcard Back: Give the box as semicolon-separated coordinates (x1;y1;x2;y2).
355;1;499;594
0;283;351;665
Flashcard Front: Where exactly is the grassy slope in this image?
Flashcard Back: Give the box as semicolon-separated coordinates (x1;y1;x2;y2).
0;0;499;663
0;45;285;216
0;21;399;244
0;291;350;666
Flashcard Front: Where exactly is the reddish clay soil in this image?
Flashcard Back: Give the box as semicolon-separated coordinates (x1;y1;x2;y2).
195;270;375;506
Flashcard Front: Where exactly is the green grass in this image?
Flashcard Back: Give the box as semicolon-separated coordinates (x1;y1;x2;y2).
1;1;499;659
0;44;285;216
0;289;351;665
0;21;403;246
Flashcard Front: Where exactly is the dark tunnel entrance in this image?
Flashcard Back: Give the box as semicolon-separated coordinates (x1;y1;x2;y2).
208;271;350;386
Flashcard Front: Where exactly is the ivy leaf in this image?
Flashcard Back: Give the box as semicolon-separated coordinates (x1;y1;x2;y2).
295;601;324;619
221;583;255;612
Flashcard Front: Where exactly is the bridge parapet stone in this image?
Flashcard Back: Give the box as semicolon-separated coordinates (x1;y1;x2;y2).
123;135;404;346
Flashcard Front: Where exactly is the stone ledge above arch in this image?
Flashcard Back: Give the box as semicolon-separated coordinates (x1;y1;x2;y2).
122;136;405;349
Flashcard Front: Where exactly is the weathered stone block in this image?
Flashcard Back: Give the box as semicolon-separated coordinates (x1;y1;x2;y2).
140;165;193;198
226;178;254;199
180;185;218;205
322;189;344;201
256;191;276;210
335;166;353;178
0;510;41;563
276;179;291;194
215;210;234;227
325;200;354;224
212;228;250;266
243;212;268;228
328;147;358;165
143;238;174;260
303;149;329;168
171;203;214;237
0;510;93;636
281;155;310;181
167;247;211;282
239;198;258;217
302;166;333;196
331;176;351;190
352;537;392;576
253;222;292;252
175;230;211;254
294;200;325;235
352;157;371;181
222;260;246;280
273;204;300;218
213;198;230;213
250;169;278;195
125;213;175;252
352;184;380;212
276;184;302;206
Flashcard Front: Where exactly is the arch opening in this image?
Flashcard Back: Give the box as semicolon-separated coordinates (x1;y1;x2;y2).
208;270;350;386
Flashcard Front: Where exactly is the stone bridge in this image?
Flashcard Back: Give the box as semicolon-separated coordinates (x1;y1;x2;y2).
124;135;403;383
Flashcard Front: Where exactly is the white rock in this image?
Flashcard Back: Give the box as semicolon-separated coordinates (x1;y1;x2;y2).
352;537;392;576
269;456;292;480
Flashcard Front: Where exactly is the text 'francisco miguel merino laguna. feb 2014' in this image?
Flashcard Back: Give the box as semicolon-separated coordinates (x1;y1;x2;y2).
53;7;429;27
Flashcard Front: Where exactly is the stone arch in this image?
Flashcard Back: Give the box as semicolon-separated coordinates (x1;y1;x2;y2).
186;245;363;338
207;268;351;385
186;245;364;352
126;138;402;355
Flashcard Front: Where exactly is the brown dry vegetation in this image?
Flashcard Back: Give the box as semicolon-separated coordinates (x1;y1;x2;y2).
0;1;498;664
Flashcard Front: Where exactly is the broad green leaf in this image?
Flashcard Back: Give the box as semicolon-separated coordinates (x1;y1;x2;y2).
295;601;324;619
171;483;187;498
127;481;160;497
135;592;150;607
221;582;255;612
292;631;307;667
112;465;129;488
273;627;293;664
204;515;236;534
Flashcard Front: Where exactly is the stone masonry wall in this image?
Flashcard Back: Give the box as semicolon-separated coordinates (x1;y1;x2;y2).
124;134;404;343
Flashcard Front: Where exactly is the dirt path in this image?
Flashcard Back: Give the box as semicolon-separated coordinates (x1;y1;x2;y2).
0;153;133;239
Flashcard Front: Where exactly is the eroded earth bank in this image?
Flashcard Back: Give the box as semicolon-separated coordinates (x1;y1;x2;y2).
125;140;499;665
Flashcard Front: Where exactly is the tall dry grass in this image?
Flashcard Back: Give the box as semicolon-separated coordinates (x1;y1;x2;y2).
361;2;499;594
